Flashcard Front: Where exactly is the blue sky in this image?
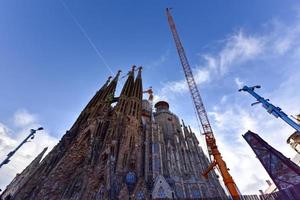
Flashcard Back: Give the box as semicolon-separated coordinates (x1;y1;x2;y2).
0;0;300;194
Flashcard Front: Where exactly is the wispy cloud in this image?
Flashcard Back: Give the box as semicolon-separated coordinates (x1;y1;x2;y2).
218;31;264;74
13;110;37;127
234;77;244;89
145;49;170;70
156;30;263;101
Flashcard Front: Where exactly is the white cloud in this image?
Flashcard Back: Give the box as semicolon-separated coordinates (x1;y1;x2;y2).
0;110;58;191
14;110;37;127
219;31;264;74
145;49;170;70
156;68;210;102
270;19;300;55
234;77;244;89
156;30;263;102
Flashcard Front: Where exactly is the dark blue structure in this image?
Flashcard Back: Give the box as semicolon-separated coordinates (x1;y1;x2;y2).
239;85;300;133
243;130;300;191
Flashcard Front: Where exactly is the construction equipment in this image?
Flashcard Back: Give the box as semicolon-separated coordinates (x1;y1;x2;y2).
143;87;154;102
166;8;240;199
244;130;300;192
239;85;300;134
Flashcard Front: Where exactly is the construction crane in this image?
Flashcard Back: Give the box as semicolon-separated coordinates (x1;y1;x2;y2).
166;8;240;199
239;85;300;134
143;87;154;102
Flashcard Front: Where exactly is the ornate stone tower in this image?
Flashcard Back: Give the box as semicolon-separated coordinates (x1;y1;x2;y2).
1;66;226;200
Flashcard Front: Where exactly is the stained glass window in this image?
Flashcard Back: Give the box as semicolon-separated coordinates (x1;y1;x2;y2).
153;143;159;153
125;171;136;185
154;157;160;171
191;185;201;198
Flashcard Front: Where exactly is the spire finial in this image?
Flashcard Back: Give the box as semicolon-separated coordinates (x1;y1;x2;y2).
132;65;136;72
136;66;142;78
109;70;121;83
116;70;121;75
102;75;112;88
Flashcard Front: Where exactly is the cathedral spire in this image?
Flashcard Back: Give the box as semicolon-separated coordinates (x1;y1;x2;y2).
115;66;136;114
100;70;121;102
132;66;143;100
120;66;135;97
88;75;112;108
102;75;113;89
87;70;121;119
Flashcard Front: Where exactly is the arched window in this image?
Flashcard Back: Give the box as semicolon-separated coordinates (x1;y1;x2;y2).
191;185;201;198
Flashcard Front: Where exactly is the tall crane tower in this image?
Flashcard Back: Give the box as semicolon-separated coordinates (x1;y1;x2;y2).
165;8;240;198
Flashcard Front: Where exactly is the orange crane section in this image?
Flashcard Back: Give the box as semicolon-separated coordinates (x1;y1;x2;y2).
143;87;154;102
165;8;240;199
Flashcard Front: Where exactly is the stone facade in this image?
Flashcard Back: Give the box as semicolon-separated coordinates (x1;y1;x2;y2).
144;100;226;199
1;66;226;199
1;148;48;200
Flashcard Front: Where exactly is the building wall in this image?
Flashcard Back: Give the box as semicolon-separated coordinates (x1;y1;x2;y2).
151;101;227;199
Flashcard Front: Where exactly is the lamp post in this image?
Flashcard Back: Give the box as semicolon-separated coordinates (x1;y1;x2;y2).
0;127;44;168
239;85;300;133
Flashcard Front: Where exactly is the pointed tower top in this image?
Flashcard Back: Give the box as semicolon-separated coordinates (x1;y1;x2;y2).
120;67;135;97
99;75;112;89
26;147;48;169
98;70;121;101
136;66;142;78
113;70;121;81
132;66;143;99
97;75;112;92
107;75;113;81
181;119;186;127
132;65;136;71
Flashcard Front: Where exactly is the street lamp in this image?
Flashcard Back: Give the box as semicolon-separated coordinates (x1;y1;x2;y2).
0;127;44;168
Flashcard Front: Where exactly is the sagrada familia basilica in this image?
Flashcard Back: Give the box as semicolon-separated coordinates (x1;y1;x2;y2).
1;66;226;199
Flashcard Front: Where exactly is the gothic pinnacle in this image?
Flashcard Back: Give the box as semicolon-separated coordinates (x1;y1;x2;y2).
132;65;136;71
137;66;142;78
111;70;121;81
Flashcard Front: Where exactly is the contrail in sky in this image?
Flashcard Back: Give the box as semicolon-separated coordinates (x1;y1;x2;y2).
60;0;114;75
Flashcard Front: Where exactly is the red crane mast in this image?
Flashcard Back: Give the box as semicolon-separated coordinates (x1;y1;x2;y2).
166;8;240;199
